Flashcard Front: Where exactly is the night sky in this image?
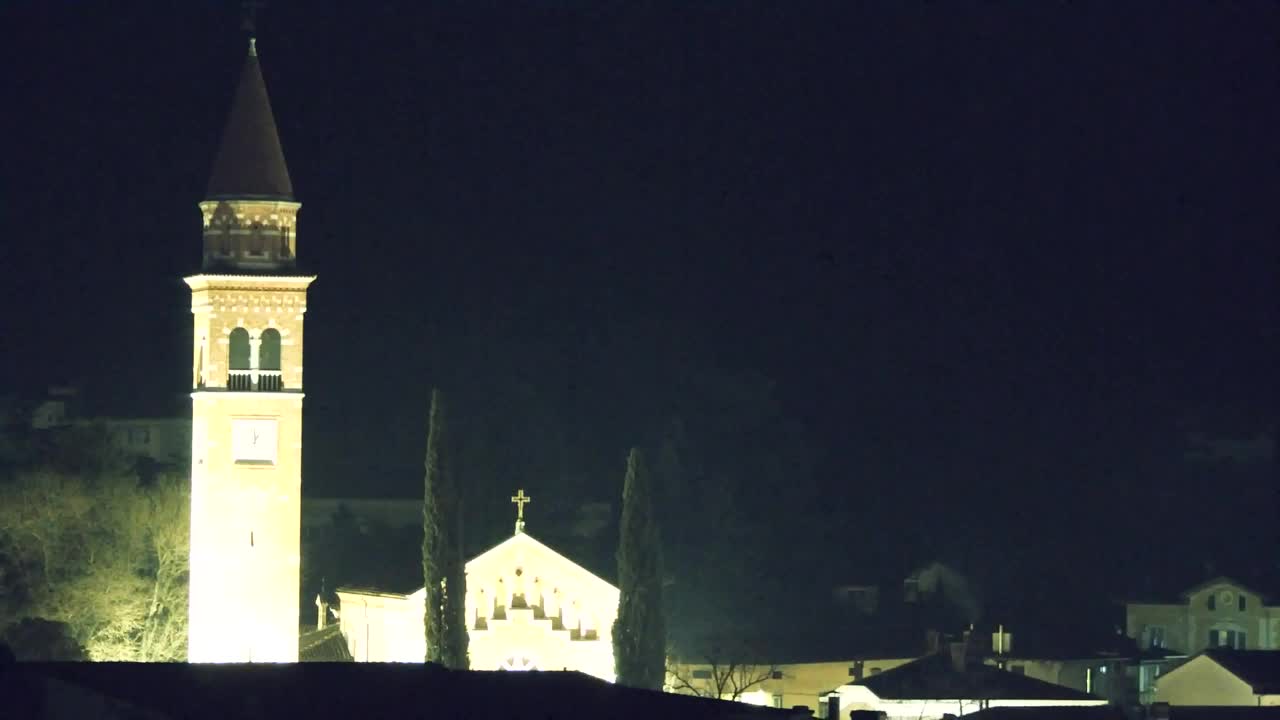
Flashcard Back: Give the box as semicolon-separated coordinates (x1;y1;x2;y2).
3;2;1276;645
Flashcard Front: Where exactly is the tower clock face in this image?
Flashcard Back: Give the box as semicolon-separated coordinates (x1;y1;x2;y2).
232;418;278;464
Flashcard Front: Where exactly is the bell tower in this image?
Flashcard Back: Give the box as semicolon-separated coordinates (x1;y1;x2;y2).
186;35;314;663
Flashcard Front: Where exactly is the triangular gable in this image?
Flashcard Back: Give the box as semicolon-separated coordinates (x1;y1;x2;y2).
1180;577;1268;602
1156;653;1254;695
1180;650;1280;695
405;532;619;601
467;532;619;597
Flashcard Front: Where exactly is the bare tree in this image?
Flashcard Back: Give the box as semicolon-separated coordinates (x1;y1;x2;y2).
665;639;779;702
0;470;188;661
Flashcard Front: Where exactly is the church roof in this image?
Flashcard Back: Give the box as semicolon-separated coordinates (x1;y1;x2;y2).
465;530;619;595
206;39;294;201
298;625;353;662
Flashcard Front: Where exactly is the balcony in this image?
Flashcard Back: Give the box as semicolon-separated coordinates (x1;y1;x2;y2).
227;369;284;392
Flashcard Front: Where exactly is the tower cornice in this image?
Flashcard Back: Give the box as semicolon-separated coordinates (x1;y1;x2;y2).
185;274;317;292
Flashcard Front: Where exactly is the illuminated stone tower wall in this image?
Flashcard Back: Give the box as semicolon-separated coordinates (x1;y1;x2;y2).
186;38;314;663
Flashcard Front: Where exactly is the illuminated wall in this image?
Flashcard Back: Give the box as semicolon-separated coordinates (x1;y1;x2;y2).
1155;653;1279;706
187;273;315;663
824;684;1107;720
668;657;916;713
337;532;619;680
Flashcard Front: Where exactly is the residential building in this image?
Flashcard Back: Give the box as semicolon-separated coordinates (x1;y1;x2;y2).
821;648;1108;720
1127;578;1280;655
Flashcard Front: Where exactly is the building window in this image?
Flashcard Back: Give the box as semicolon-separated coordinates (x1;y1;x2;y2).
1209;629;1246;649
258;328;283;391
770;670;783;679
1145;625;1166;649
228;328;252;390
1239;595;1247;611
1208;594;1216;611
771;694;783;708
229;328;251;370
692;669;712;680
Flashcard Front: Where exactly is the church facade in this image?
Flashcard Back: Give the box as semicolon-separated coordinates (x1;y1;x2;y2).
337;496;620;681
186;37;315;663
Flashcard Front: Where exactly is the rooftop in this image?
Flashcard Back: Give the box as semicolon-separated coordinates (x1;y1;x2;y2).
1203;649;1280;695
4;663;808;720
851;651;1100;702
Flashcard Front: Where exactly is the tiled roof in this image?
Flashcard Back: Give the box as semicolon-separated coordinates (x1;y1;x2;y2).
298;625;352;662
8;663;809;720
853;651;1098;701
206;40;293;201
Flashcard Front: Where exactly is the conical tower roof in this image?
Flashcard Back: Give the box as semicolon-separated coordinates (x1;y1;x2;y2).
206;39;294;201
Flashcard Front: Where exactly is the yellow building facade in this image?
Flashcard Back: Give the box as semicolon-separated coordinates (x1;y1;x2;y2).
186;37;315;663
1127;577;1280;655
1154;651;1280;706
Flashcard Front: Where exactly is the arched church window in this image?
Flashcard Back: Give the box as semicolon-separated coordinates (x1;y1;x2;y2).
258;328;282;391
228;328;251;390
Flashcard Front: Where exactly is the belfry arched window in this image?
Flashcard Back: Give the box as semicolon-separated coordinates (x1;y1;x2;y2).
228;328;251;390
248;223;265;255
219;218;233;255
259;328;282;391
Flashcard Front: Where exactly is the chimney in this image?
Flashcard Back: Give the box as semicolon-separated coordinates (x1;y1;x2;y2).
926;629;942;654
993;625;1013;655
949;642;967;673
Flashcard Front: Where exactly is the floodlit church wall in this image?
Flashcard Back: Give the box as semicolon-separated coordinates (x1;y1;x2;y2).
335;531;619;680
336;591;425;663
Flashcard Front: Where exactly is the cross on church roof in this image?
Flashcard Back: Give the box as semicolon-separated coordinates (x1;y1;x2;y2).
511;489;531;535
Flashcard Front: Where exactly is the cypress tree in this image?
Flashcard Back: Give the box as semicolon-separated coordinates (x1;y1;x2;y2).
422;389;468;668
613;447;666;689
